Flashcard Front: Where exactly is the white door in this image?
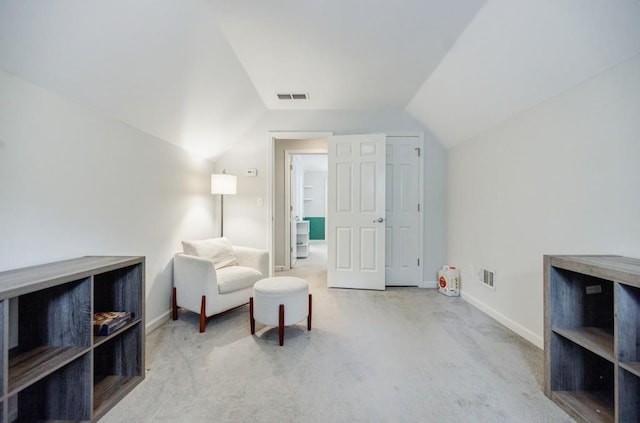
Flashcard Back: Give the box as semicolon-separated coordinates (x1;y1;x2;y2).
385;136;423;286
327;134;386;290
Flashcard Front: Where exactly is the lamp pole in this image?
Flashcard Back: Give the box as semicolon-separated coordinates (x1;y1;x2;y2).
211;172;237;238
220;194;225;236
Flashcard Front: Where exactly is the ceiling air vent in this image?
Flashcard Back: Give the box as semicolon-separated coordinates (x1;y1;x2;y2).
276;93;308;100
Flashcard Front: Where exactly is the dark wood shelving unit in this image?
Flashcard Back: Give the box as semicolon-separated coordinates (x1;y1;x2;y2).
0;256;145;422
545;255;640;423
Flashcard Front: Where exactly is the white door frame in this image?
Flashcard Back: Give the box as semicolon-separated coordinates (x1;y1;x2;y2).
267;132;332;273
285;151;297;269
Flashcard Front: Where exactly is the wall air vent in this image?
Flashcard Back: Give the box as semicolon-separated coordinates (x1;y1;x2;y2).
479;267;496;290
276;93;308;100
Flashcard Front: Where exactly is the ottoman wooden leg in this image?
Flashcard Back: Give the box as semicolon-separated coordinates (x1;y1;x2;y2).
279;304;285;346
308;294;312;331
249;297;255;334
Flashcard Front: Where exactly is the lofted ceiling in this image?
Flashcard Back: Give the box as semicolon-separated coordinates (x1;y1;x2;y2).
209;0;485;110
1;1;639;158
407;0;640;148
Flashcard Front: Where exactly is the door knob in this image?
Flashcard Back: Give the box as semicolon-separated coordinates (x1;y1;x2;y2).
373;217;384;223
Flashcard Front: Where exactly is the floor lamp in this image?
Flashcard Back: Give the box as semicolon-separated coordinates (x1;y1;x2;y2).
211;173;237;237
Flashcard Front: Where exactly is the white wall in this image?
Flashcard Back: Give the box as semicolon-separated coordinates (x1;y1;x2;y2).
216;109;447;282
303;171;326;217
447;54;640;348
0;70;217;329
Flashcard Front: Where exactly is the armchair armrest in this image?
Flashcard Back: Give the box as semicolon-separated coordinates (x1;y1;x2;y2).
173;253;219;313
233;246;269;277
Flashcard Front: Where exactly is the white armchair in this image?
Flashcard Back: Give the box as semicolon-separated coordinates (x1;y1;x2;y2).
172;238;269;332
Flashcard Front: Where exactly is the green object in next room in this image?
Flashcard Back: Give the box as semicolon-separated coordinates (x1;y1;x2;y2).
303;217;325;240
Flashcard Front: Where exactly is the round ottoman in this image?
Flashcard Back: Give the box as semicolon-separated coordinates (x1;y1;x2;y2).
250;276;312;346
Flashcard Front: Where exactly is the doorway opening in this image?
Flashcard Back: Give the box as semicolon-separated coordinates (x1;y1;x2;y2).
268;133;330;274
290;153;328;270
267;132;424;288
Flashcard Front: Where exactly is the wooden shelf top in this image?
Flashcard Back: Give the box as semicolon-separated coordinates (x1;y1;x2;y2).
9;346;90;394
0;256;144;300
552;327;614;362
547;255;640;287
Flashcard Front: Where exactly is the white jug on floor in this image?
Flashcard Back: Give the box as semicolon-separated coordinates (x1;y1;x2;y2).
438;265;460;296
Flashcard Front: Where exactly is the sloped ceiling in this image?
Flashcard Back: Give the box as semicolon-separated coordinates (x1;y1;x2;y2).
0;0;266;158
407;0;640;148
209;0;485;110
1;0;639;156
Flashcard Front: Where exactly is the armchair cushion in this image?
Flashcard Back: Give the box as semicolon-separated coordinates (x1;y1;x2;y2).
216;265;263;294
182;237;238;269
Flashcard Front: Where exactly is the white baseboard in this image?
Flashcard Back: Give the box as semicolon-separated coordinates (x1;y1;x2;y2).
461;291;543;349
146;310;171;334
418;280;437;288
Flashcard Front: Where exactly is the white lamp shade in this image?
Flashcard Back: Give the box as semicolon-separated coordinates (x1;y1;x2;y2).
211;174;237;195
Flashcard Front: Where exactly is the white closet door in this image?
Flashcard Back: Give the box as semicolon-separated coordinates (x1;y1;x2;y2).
385;136;423;286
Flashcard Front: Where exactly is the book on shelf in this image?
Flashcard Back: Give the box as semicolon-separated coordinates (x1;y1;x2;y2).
93;311;133;336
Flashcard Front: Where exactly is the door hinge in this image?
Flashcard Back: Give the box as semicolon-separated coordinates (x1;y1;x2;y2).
417;258;420;266
415;147;421;157
417;203;420;212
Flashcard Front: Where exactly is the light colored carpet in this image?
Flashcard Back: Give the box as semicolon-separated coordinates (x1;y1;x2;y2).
102;243;571;422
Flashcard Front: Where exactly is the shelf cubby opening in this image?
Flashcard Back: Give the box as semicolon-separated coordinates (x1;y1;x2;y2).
14;278;92;352
8;278;92;396
618;284;640;372
9;352;91;422
93;324;143;421
550;267;614;358
93;264;143;319
619;367;640;423
550;333;614;423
